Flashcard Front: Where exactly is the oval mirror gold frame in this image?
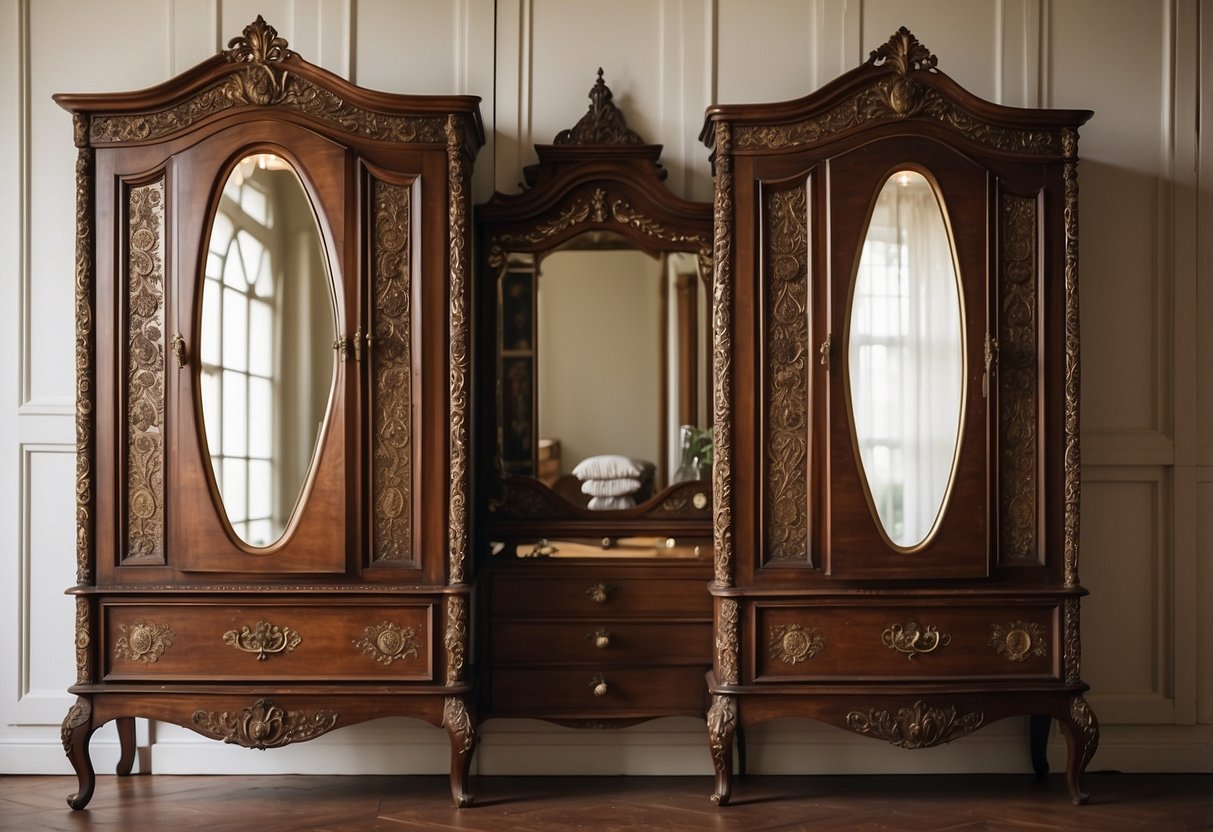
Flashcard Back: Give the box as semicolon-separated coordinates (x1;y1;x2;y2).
198;152;336;549
846;169;965;552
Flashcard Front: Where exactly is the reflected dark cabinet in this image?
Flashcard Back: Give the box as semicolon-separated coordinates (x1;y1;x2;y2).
474;72;715;725
56;17;482;809
701;29;1098;804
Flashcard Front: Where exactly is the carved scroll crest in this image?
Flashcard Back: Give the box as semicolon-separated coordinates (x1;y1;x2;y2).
845;700;983;749
192;698;337;749
554;69;644;145
223;15;295;106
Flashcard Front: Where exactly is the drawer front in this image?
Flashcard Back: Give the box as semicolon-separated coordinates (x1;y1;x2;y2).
490;666;707;715
754;602;1059;682
490;620;711;666
102;602;434;681
490;576;710;618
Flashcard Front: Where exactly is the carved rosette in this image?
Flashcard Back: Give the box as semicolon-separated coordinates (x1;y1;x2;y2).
989;620;1047;662
126;179;166;560
770;623;824;665
1062;150;1081;588
114;620;175;663
74;597;91;685
442;696;475;754
765;184;810;563
74;115;94;586
716;599;739;685
61;697;92;753
370;178;413;562
553;69;644;145
711;122;736;588
222;621;301;661
192;698;338;749
999;194;1039;563
845;700;984;749
707;695;737;774
354;621;420;666
447;114;471;585
444;595;468;685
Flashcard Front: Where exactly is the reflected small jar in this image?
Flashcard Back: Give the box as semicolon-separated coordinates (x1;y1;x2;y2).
672;425;702;483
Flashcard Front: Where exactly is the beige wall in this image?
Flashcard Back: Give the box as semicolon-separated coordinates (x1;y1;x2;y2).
1;0;1209;776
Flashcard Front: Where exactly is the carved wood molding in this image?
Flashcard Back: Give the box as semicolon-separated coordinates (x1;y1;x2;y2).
764;184;810;563
1064;596;1082;684
442;696;475;754
716;599;739;685
192;698;338;749
61;698;92;752
711;122;736;588
707;695;736;774
1062;151;1081;588
126;179;166;561
74;597;91;685
447;114;471;585
553;69;645;146
370;178;413;563
1069;694;1100;773
444;595;467;685
74;120;94;586
845;700;984;749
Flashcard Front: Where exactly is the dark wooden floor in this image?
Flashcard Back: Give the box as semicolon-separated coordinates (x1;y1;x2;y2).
1;773;1210;831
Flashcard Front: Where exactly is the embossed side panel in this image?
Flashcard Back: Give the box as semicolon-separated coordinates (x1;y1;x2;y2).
126;178;166;562
369;177;415;563
763;182;810;564
998;193;1039;564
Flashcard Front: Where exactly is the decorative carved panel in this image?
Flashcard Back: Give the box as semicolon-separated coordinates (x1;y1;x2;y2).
447;115;471;584
370;178;413;563
126;179;166;561
192;698;338;749
764;184;810;563
845;700;983;749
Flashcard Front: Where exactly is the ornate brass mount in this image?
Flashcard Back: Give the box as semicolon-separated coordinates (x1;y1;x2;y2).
222;620;301;660
586;628;612;649
586;583;615;604
769;623;824;665
354;621;420;666
881;621;950;659
170;333;187;368
113;620;175;663
590;674;609;696
192;698;337;750
845;700;983;749
990;620;1047;662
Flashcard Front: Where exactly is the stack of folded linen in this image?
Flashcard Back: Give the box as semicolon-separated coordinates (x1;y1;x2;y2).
572;455;655;510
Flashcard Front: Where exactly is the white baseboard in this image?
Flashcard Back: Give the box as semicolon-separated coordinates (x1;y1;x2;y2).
0;740;127;775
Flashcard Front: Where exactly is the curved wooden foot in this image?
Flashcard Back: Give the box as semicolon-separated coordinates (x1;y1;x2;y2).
116;717;137;776
1057;695;1099;805
1029;714;1051;776
61;697;96;810
707;695;736;806
442;696;476;808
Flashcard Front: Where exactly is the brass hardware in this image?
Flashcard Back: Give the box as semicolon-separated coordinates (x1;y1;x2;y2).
353;327;364;362
881;621;951;659
354;621;420;666
113;620;174;664
818;334;832;366
222;620;302;660
845;700;984;749
587;629;611;649
692;491;709;510
769;623;824;665
170;333;187;368
590;675;608;696
990;620;1047;662
192;697;337;749
983;333;999;397
333;335;351;362
586;583;615;604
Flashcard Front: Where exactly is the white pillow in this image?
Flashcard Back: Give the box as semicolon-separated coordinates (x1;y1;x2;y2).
572;455;651;480
587;495;636;511
581;478;643;498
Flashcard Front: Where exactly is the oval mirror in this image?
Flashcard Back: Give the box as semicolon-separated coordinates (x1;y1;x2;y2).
199;153;334;548
847;169;964;550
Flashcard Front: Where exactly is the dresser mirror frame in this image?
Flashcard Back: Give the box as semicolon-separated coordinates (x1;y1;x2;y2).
476;71;715;552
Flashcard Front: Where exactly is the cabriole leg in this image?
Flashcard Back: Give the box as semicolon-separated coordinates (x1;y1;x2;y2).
442;696;476;808
115;716;137;776
1057;695;1099;805
1029;714;1051;776
707;694;737;806
61;697;96;810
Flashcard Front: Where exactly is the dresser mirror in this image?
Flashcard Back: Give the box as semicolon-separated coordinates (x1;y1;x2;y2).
477;70;714;550
199;152;336;547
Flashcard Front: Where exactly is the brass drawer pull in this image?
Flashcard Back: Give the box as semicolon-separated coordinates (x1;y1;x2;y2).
590;675;609;697
586;583;616;604
882;621;950;659
223;620;302;661
587;628;612;649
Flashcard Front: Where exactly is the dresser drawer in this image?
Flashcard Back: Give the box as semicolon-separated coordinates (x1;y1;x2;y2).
102;601;434;682
754;602;1059;682
490;666;707;715
490;620;711;666
490;576;710;618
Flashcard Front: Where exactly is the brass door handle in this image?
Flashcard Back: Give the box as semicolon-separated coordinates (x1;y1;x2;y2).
587;629;611;649
171;333;187;368
590;675;608;697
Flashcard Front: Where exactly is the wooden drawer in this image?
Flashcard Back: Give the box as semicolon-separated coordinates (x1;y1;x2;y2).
490;620;711;666
490;666;707;715
102;601;434;682
754;601;1059;682
490;575;710;618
